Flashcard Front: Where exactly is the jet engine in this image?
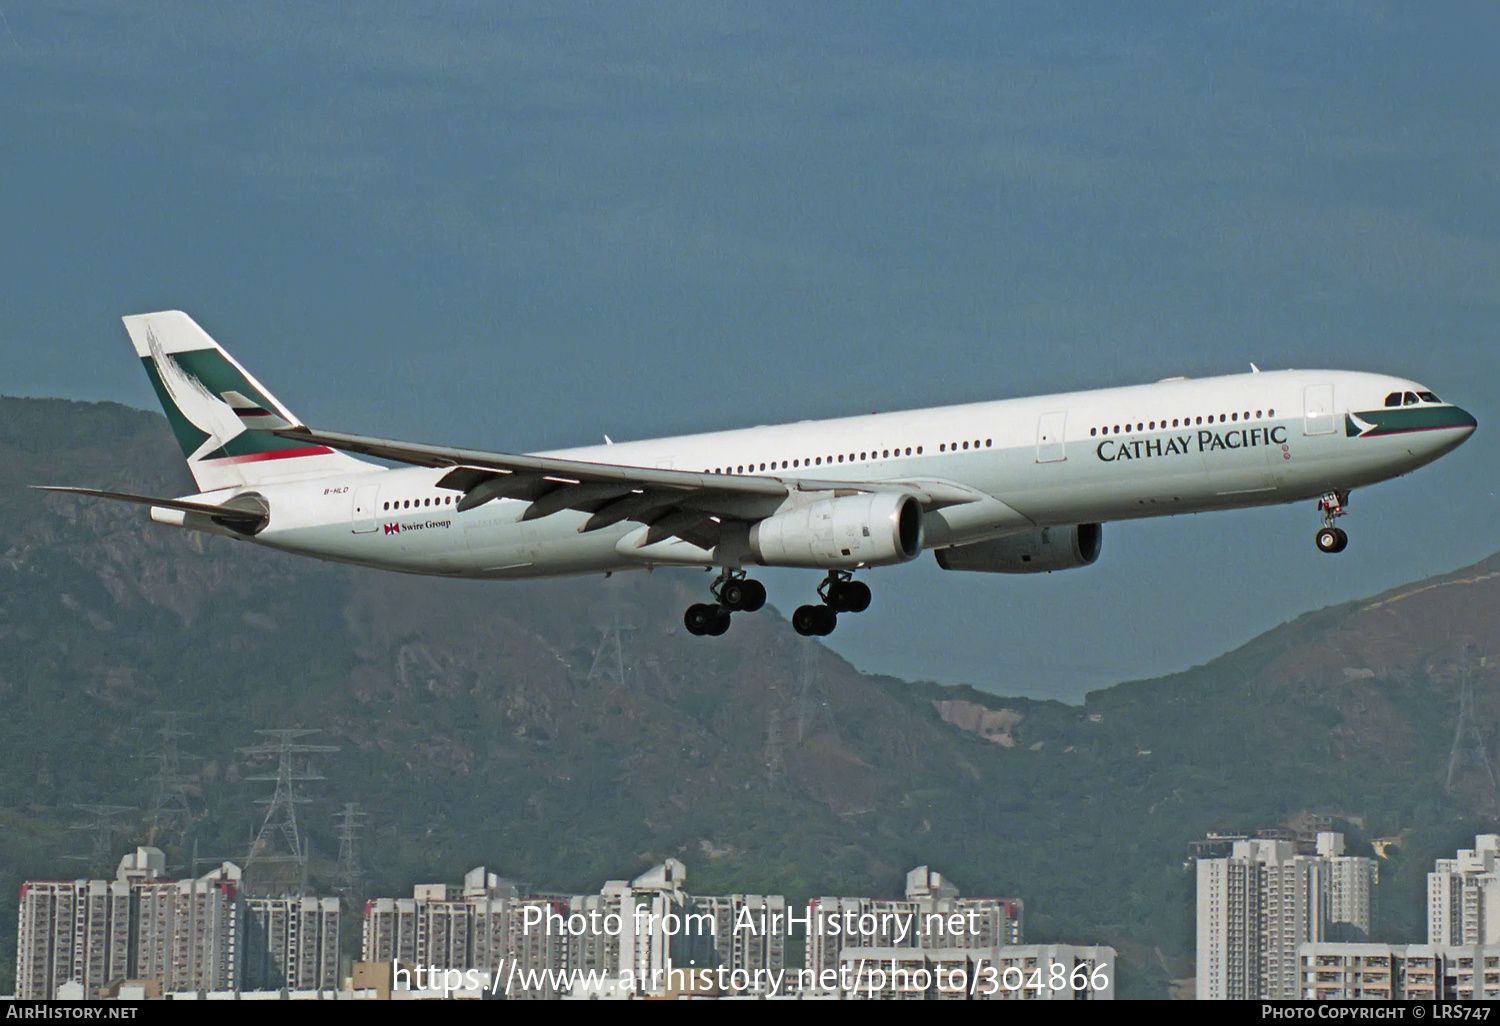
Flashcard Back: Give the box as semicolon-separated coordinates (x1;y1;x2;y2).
934;523;1102;574
750;492;923;569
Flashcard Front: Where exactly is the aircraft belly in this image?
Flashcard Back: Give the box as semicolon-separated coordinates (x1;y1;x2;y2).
461;508;632;577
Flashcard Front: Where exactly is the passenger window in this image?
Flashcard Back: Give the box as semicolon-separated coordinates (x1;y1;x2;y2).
1384;392;1402;407
1231;413;1238;421
962;441;969;450
1091;428;1097;436
940;444;946;452
985;439;991;447
815;457;821;465
383;502;389;510
916;446;923;454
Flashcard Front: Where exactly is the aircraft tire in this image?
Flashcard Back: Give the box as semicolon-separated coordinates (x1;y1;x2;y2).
815;606;838;635
684;603;715;635
705;607;732;636
739;580;767;612
720;581;743;610
1315;527;1343;554
792;605;823;636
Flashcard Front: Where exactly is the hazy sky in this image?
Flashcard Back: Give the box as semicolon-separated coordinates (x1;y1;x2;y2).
3;3;1497;701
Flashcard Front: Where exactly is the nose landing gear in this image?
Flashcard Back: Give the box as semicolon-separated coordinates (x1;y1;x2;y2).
684;569;767;637
1315;491;1350;553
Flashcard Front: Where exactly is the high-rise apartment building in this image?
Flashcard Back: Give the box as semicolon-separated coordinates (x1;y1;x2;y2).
242;896;340;991
133;861;240;992
805;866;1023;978
1197;832;1377;1000
14;848;243;999
15;878;131;999
1428;834;1500;946
360;859;787;997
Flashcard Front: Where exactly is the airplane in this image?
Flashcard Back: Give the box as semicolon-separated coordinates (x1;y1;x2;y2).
39;311;1477;638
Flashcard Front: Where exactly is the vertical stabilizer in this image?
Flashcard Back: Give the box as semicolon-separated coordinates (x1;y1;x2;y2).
122;311;376;492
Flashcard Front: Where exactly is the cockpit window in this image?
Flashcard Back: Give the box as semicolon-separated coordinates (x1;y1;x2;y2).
1384;392;1402;407
1403;392;1420;406
1418;391;1441;403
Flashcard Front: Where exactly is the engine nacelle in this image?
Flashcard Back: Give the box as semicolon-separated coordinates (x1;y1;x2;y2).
935;523;1102;574
750;492;924;569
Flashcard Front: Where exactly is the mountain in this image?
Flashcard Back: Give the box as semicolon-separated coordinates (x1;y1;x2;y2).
1;396;1496;998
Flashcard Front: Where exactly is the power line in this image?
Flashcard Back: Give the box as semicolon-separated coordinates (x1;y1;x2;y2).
238;729;338;897
65;804;136;878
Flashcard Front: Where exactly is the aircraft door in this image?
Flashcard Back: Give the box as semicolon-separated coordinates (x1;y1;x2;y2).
351;484;379;533
1303;384;1335;436
1036;411;1067;463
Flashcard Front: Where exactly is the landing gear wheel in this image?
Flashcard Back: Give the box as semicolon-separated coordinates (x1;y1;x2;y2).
739;579;767;612
720;578;767;612
828;580;871;613
705;606;732;636
793;604;837;637
814;606;837;635
685;603;717;635
1315;527;1348;554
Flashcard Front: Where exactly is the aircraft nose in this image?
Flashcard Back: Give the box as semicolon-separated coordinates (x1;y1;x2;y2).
1426;405;1477;458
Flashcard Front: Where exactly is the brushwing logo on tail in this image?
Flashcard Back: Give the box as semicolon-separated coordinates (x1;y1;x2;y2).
146;326;247;459
142;325;330;464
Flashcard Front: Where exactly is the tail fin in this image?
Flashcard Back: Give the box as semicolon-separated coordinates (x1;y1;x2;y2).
122;311;376;492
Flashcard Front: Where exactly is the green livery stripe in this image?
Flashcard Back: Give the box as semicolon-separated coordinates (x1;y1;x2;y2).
1346;407;1478;437
141;357;211;457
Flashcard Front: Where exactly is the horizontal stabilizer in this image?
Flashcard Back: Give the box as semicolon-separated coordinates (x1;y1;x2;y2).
32;486;269;531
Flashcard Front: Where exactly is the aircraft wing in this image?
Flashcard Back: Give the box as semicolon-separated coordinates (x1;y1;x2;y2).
273;426;984;544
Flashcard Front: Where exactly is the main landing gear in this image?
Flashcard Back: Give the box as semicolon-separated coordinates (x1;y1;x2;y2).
1315;491;1350;554
792;571;872;637
684;569;767;637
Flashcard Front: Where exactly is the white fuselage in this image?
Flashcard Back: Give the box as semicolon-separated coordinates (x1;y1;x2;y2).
174;369;1473;578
